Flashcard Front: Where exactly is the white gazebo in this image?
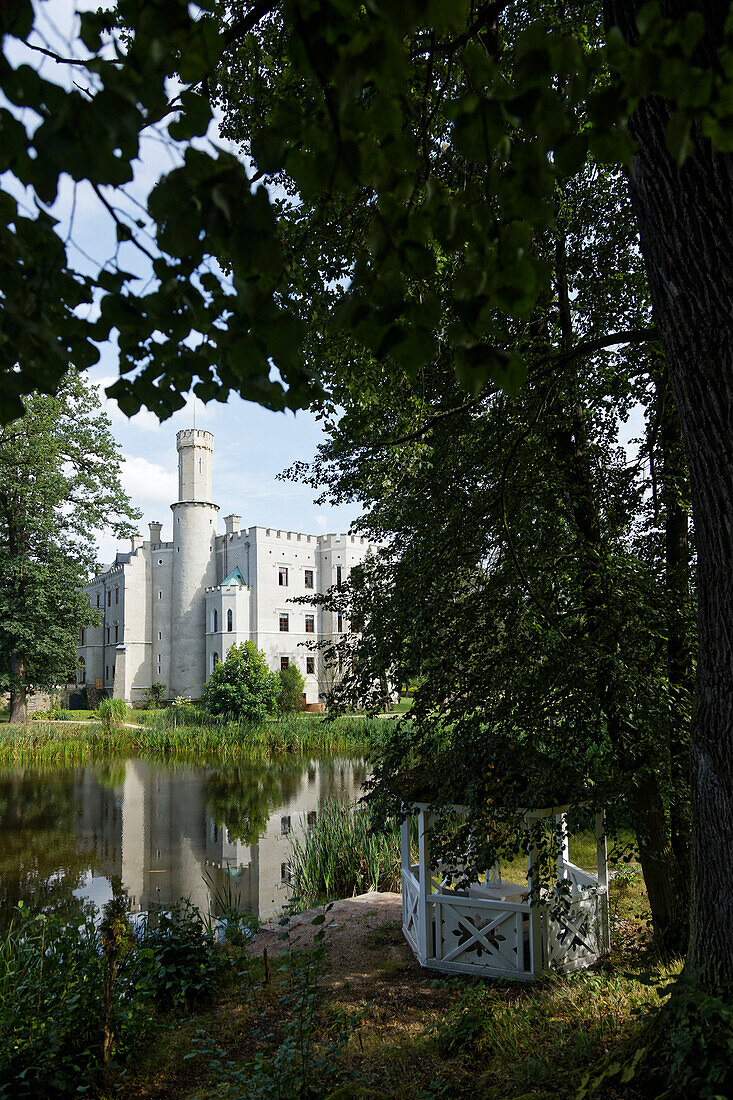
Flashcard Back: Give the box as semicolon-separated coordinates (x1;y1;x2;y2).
400;803;610;981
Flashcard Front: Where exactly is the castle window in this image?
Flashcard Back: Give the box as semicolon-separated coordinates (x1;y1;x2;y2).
305;614;314;634
306;657;315;675
157;666;162;676
114;624;119;643
281;816;291;835
157;590;162;600
227;609;233;632
279;567;288;586
304;569;314;589
281;862;289;883
210;652;219;674
105;665;109;681
336;565;342;587
279;614;289;632
211;608;218;633
157;631;162;641
96;593;100;608
280;656;289;670
337;613;343;632
157;654;162;663
106;626;111;644
158;558;163;565
115;587;119;604
107;590;111;607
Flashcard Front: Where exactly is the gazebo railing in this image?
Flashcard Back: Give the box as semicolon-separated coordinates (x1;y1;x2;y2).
400;805;610;981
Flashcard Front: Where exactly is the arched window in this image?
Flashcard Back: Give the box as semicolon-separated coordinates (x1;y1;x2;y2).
77;657;86;685
211;608;218;633
210;652;219;674
227;608;233;632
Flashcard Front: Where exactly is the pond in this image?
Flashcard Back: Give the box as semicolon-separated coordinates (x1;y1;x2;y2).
0;756;367;930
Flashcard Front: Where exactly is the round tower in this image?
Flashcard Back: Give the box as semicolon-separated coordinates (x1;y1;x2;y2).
170;430;219;700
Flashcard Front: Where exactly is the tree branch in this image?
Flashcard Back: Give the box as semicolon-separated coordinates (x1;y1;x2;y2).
222;0;277;49
368;327;658;451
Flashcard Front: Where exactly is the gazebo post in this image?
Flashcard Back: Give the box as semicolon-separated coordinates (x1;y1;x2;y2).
417;808;432;965
556;812;569;881
595;811;610;953
526;811;544;978
400;815;411;931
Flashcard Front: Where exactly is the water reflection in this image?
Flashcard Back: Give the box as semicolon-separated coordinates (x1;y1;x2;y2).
0;758;367;928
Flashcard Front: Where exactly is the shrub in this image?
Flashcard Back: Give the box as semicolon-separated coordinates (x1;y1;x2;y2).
277;663;306;714
97;697;127;731
125;900;224;1010
0;902;148;1098
143;682;167;708
202;642;278;723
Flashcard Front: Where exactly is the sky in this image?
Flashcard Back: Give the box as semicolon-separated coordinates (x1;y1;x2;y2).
3;0;362;565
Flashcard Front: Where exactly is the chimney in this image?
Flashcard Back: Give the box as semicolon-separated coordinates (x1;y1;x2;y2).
149;521;163;546
224;514;241;536
131;534;143;552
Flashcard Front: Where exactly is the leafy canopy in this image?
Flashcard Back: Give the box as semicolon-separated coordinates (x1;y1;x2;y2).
1;2;731;421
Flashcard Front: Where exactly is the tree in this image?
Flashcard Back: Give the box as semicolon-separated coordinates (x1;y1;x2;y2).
0;373;139;722
277;662;306;713
605;0;733;997
202;641;278;722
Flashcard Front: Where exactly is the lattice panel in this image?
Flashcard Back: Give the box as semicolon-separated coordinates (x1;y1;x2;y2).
435;903;528;974
403;875;419;952
547;894;602;970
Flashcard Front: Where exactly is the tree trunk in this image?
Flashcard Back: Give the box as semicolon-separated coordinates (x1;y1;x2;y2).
9;654;27;723
547;226;689;952
604;0;733;990
655;362;693;887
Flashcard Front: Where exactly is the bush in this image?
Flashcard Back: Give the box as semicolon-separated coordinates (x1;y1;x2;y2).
97;697;127;731
202;642;278;723
125;900;224;1010
0;902;149;1098
277;663;306;714
143;682;167;708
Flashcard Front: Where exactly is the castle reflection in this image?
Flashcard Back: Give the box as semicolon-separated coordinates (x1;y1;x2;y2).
0;758;367;926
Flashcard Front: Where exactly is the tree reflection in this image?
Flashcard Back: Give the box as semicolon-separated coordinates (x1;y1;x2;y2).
0;769;94;928
204;761;305;845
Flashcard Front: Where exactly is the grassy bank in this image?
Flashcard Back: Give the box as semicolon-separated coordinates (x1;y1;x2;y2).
0;713;391;767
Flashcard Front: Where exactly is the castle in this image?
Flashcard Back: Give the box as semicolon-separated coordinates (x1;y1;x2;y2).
75;429;373;706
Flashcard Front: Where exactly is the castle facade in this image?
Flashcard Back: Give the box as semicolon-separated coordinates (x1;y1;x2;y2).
76;429;372;706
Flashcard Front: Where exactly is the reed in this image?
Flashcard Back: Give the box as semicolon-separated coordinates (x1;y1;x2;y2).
288;798;408;906
0;713;391;767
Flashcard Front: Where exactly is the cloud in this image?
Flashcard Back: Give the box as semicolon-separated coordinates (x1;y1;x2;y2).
121;454;176;512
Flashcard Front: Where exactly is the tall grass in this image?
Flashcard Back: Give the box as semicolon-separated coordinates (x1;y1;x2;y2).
0;713;390;767
289;799;407;906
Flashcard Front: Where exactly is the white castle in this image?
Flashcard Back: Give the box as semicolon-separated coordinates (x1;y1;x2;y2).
76;429;372;706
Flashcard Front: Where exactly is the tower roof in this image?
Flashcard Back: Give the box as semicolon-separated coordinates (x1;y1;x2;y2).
220;565;246;587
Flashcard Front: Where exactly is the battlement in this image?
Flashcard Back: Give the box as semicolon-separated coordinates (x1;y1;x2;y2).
317;533;370;547
176;428;214;450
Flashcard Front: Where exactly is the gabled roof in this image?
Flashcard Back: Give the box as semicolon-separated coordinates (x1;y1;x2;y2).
220;565;246;587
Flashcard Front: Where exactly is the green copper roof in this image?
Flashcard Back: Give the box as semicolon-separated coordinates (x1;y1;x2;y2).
221;565;246;587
